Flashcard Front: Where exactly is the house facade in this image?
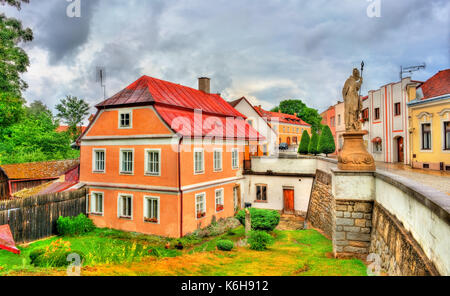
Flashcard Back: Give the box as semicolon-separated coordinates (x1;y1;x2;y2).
78;76;262;238
407;69;450;171
254;106;311;149
320;102;345;155
361;77;420;164
229;97;278;156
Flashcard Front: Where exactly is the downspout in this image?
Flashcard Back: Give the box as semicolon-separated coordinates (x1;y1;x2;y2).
178;137;184;237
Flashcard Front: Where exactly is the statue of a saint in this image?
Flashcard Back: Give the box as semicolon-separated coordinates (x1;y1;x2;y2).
342;68;363;131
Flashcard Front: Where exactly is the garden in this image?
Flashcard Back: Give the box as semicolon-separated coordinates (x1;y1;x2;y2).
0;210;368;276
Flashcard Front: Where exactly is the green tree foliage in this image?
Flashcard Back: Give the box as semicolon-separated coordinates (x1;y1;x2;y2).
235;208;280;231
0;0;30;10
0;2;33;129
275;100;323;133
0;111;79;164
318;125;336;157
27;100;53;118
56;96;90;141
308;132;319;155
248;231;275;251
298;130;310;154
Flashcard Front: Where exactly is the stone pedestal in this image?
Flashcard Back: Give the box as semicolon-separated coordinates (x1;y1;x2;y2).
338;131;375;171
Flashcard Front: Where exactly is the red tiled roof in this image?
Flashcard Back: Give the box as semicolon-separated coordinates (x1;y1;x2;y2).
56;126;87;133
0;159;80;180
419;69;450;100
254;106;311;126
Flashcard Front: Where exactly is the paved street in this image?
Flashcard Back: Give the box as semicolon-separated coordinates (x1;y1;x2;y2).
375;162;450;195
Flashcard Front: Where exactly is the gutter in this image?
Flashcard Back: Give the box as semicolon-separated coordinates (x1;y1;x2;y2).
178;137;184;237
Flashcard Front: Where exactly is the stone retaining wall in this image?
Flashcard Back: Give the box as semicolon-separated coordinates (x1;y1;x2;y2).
369;202;440;276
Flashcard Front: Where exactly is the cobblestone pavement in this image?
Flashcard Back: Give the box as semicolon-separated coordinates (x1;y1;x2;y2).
375;162;450;195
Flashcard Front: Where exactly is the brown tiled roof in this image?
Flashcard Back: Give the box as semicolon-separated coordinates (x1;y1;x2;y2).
0;159;80;180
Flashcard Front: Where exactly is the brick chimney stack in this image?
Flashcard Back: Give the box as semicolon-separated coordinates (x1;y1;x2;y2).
198;77;211;94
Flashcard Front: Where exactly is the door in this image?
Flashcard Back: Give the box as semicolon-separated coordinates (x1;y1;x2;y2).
287;137;291;146
283;189;294;214
398;137;404;163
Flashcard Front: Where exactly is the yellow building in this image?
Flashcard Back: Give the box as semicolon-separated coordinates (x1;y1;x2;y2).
254;106;311;147
407;69;450;171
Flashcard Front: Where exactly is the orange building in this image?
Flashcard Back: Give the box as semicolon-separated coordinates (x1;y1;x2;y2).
78;76;262;238
254;106;311;148
320;105;337;154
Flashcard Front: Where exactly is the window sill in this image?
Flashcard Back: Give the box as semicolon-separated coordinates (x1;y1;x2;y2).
90;213;103;216
254;200;268;203
144;219;159;224
92;171;105;174
120;172;134;176
213;169;223;173
145;173;161;177
194;171;205;175
196;214;206;220
119;216;132;220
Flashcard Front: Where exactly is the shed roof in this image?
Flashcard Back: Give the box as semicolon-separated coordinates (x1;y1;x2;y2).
0;159;80;180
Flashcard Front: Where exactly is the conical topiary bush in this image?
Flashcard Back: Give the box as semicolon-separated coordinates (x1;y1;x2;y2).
318;125;336;157
308;132;319;155
298;130;310;154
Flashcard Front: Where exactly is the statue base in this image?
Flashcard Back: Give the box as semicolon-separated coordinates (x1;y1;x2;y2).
338;131;375;171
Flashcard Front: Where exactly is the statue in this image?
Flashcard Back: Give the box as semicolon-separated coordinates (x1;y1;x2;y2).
338;66;375;171
342;68;363;131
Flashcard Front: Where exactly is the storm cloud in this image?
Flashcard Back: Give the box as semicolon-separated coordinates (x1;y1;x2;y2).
2;0;449;118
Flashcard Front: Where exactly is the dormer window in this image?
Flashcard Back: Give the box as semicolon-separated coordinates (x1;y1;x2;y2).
119;111;132;128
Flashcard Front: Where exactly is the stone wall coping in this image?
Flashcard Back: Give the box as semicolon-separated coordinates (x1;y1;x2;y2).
374;170;450;225
316;156;338;164
243;171;315;178
331;168;375;176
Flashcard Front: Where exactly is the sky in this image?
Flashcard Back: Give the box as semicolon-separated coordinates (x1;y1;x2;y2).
2;0;449;119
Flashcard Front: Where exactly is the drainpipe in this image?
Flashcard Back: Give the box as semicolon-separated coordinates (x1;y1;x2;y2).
178;137;184;237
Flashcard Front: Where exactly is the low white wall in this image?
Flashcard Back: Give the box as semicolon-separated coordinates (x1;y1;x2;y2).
241;175;313;215
251;157;317;174
374;172;450;276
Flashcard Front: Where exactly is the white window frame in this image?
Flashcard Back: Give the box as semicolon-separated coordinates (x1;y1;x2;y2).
120;148;134;175
195;192;206;219
92;149;106;173
143;196;160;224
193;148;205;175
441;119;450;153
420;122;433;152
213;148;223;172
144;149;161;176
215;188;224;213
117;193;133;220
231;148;239;170
118;110;132;129
90;191;104;216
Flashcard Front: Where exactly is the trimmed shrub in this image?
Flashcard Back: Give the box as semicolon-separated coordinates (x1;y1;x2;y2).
30;239;85;267
308;132;319;155
29;248;45;264
248;231;275;251
298;130;310;154
235;208;280;231
318;125;336;156
217;240;234;251
57;214;95;236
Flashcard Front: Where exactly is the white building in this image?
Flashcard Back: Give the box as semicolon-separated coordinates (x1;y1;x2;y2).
362;77;422;164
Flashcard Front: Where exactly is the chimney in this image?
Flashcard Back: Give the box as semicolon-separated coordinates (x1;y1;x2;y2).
198;77;211;94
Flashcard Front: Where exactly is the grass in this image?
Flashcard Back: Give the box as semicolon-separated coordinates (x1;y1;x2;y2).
0;227;367;276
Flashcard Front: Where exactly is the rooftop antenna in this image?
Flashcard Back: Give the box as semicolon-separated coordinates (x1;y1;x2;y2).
400;63;426;80
96;66;107;100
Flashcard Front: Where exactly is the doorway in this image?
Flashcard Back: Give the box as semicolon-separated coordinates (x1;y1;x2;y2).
287;137;291;146
397;137;404;163
283;188;294;215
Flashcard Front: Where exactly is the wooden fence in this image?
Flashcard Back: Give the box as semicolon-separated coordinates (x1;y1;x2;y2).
0;188;87;244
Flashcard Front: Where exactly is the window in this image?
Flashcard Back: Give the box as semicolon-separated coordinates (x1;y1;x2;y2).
296;128;299;133
90;192;104;215
194;149;204;174
373;142;382;153
445;122;450;151
145;149;160;176
262;145;268;156
144;197;159;223
362;109;369;120
256;184;267;202
330;117;335;127
120;150;134;174
374;108;380;120
338;114;341;125
93;149;105;172
215;189;224;212
119;111;131;128
231;148;239;169
293;136;298;144
422;123;431;150
394;103;401;116
213;149;222;172
283;126;286;133
118;194;132;219
195;193;206;219
247;120;253;127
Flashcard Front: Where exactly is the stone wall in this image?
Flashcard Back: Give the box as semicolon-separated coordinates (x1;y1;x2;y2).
369;202;440;276
306;170;334;238
333;200;373;258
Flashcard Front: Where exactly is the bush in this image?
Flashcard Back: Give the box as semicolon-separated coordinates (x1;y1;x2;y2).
235;208;280;231
318;125;336;156
30;239;85;267
29;248;45;264
248;231;275;251
298;130;310;154
216;240;234;251
308;132;319;155
57;214;95;236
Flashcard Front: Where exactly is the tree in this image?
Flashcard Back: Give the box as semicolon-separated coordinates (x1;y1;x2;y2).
56;96;90;141
298;130;310;154
0;0;33;130
318;125;336;157
308;132;319;155
275;99;323;133
27;100;53;118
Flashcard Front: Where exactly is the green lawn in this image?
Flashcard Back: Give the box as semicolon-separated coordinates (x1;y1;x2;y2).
0;227;367;276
